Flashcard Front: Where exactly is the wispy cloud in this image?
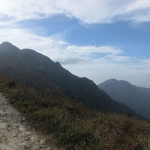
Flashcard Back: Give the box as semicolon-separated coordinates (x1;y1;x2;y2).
142;59;150;63
55;56;90;65
54;46;132;65
0;27;130;63
0;27;143;65
1;0;150;25
0;27;67;52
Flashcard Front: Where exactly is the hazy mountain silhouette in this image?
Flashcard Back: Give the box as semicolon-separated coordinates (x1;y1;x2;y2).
0;42;142;117
98;79;150;119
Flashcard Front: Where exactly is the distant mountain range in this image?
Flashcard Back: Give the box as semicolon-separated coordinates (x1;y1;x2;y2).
0;42;141;117
98;79;150;119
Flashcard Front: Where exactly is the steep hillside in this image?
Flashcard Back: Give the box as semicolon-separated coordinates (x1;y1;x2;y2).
98;79;150;119
0;42;140;116
0;76;150;150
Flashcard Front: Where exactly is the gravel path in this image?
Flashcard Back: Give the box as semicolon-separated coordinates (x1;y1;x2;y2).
0;93;55;150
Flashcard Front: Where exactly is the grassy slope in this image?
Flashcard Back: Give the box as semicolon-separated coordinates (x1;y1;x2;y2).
0;76;150;150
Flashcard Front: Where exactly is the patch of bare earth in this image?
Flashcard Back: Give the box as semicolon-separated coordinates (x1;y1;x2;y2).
0;93;56;150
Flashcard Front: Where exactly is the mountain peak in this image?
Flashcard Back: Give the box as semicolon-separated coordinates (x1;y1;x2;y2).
1;41;12;44
0;41;19;50
0;41;21;59
1;41;13;46
98;79;150;119
100;79;132;86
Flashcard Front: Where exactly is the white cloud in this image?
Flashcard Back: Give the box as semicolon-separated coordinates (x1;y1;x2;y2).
55;56;90;65
66;45;122;55
1;0;150;25
0;27;67;53
0;26;150;88
49;45;131;66
2;28;126;63
142;59;150;63
0;27;141;65
104;54;131;62
0;26;133;66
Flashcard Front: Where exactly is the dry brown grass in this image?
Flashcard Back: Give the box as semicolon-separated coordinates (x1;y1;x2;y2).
0;76;150;150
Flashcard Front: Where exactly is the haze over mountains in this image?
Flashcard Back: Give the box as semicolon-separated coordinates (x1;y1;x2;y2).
0;42;142;117
98;79;150;119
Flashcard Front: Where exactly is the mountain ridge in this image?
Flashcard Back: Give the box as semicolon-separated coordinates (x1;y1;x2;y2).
98;79;150;119
0;42;142;117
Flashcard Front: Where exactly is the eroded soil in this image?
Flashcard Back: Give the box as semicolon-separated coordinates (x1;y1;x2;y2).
0;93;56;150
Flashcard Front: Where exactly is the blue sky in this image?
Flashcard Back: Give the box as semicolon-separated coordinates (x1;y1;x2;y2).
0;0;150;88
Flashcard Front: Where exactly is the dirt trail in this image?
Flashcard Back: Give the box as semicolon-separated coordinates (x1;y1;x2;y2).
0;93;55;150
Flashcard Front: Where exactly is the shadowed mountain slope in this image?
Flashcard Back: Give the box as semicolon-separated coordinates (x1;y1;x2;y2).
0;42;142;116
98;79;150;119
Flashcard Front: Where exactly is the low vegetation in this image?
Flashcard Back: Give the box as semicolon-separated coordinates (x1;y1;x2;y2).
0;76;150;150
